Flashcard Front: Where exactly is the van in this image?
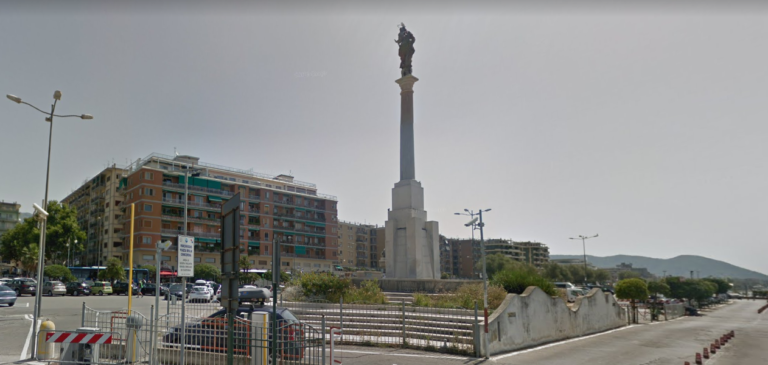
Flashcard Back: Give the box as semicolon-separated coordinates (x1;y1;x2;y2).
554;282;577;290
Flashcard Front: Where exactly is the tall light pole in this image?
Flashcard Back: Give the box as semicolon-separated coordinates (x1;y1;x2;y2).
8;92;93;360
180;165;202;365
569;234;598;285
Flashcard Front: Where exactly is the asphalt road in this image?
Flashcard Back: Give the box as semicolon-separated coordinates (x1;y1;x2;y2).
1;296;764;365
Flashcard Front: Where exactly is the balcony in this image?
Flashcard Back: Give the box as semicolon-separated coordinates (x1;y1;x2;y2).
162;197;223;211
162;181;234;197
160;229;220;239
271;198;327;212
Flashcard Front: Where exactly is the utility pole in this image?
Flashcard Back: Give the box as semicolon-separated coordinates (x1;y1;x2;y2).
569;234;599;285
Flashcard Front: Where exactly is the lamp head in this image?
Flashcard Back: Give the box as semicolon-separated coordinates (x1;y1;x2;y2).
81;114;94;120
484;208;492;212
53;90;62;100
33;203;49;219
6;94;21;104
464;209;469;213
465;217;479;227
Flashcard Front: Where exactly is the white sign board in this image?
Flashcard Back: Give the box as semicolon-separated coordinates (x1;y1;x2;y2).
178;235;195;277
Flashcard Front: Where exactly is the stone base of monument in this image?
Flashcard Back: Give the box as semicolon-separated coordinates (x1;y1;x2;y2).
352;277;481;293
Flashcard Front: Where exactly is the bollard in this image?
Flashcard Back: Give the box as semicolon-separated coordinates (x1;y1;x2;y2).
715;339;721;349
695;352;702;365
36;320;55;360
731;330;735;338
126;314;144;364
703;347;709;359
711;343;716;354
685;362;690;365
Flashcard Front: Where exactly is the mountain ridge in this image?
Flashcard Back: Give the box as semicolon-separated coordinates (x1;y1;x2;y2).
550;254;768;280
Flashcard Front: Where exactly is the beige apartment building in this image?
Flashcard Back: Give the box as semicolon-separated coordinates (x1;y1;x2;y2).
443;238;551;278
337;221;385;270
116;153;339;275
62;165;126;266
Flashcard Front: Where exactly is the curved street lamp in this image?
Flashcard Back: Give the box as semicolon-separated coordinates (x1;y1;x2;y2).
569;234;599;285
8;91;93;360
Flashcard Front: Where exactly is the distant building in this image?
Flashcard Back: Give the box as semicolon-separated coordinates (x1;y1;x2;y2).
513;241;550;267
62;165;127;266
0;201;22;275
441;238;551;278
337;221;385;271
440;238;477;278
603;262;654;281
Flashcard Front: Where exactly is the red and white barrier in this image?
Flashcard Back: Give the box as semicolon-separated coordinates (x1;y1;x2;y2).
46;332;112;344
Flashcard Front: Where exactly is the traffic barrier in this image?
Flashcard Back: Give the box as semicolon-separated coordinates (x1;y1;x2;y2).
731;330;735;338
695;352;702;365
684;362;690;365
710;343;716;354
703;347;709;359
46;332;113;344
715;339;721;349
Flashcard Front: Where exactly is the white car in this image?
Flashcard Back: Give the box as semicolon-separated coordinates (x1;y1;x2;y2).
188;286;212;303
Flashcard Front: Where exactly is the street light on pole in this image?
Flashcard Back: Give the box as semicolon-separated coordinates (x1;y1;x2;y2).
8;91;93;360
569;234;598;285
457;208;491;359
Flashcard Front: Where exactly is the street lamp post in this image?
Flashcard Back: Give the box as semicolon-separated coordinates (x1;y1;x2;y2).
569;234;599;285
180;166;202;365
456;208;491;359
7;92;92;360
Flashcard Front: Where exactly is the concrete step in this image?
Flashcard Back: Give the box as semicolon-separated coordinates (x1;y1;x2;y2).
300;319;474;344
294;313;475;333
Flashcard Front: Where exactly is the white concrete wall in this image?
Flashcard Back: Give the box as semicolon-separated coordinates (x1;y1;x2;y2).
480;286;626;356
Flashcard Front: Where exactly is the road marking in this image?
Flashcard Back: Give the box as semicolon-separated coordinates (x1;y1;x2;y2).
335;349;471;360
21;315;40;360
490;325;637;361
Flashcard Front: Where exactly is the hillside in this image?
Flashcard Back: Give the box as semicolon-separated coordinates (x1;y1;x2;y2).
550;254;768;280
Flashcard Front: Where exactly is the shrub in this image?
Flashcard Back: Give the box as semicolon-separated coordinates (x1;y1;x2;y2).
615;278;649;302
44;265;76;283
410;283;507;310
344;280;388;304
491;269;557;296
298;272;351;302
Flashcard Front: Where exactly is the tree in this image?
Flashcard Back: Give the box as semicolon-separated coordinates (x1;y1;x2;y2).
541;263;572;282
618;271;641;280
702;278;730;294
647;280;671;297
45;265;76;282
615;278;649;324
264;270;291;283
20;243;39;277
0;217;40;267
238;256;255;284
194;264;220;281
139;265;156;280
593;269;611;283
483;253;536;279
98;258;126;282
491;269;558;296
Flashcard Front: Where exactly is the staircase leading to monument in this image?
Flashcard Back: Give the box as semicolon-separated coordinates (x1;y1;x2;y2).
383;291;414;304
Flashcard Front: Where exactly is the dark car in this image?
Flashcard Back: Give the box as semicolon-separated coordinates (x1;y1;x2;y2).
142;283;168;296
7;279;37;296
0;285;17;307
165;284;188;300
66;282;91;296
113;281;140;296
162;304;301;354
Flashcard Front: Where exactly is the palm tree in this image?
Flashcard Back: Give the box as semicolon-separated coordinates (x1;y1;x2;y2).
21;244;39;278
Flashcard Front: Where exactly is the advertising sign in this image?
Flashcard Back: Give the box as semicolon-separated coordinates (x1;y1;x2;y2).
178;235;195;277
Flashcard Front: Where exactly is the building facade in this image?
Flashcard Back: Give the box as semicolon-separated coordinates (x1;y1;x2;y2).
117;153;339;274
440;238;477;278
337;221;385;270
512;241;550;267
62;165;127;266
0;201;22;275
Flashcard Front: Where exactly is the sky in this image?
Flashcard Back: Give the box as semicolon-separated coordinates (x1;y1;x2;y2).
2;1;767;274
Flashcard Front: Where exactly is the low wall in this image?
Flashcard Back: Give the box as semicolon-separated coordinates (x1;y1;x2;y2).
351;278;480;293
479;287;626;356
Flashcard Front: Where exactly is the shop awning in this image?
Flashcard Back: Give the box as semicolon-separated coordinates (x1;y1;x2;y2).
160;270;177;277
208;196;223;202
295;246;307;255
305;222;326;227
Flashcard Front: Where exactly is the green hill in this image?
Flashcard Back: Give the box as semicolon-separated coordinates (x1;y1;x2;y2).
550;254;768;280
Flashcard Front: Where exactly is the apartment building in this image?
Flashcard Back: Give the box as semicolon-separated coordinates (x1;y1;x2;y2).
337;221;385;270
440;238;477;278
117;153;339;274
513;241;550;267
62;165;126;266
0;201;22;274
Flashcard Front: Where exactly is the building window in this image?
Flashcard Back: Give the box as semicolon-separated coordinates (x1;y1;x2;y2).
145;188;155;196
142;255;154;260
162;255;171;261
259;260;267;265
264;233;269;240
205;258;215;263
144;204;153;212
144;172;154;180
142;236;151;244
143;220;152;228
194;257;201;263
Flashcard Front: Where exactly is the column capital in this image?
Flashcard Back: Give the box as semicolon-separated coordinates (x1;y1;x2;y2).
395;75;419;92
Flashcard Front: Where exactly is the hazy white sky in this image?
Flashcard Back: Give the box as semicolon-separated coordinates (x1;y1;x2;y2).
2;2;767;274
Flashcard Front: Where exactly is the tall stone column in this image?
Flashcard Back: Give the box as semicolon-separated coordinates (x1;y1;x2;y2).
397;75;418;181
385;74;440;280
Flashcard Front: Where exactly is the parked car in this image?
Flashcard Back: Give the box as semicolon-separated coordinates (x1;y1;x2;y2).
189;286;212;303
161;304;300;355
0;285;17;307
554;282;577;290
7;278;37;296
165;284;188;300
142;283;168;296
91;281;113;296
66;282;91;296
113;281;140;296
42;281;66;296
0;278;12;286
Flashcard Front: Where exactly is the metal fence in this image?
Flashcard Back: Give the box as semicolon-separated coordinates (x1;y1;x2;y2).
282;299;477;355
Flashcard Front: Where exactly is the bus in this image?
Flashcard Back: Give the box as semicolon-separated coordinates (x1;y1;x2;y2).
68;266;150;284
